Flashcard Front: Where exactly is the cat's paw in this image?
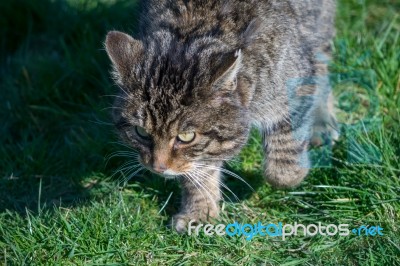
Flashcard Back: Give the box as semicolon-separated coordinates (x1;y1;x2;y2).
171;214;193;233
265;163;308;188
171;209;219;233
311;114;339;147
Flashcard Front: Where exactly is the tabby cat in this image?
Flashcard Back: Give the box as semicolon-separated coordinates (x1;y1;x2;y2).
105;0;339;232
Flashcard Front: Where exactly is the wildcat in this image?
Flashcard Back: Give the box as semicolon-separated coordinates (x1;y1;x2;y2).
105;0;339;232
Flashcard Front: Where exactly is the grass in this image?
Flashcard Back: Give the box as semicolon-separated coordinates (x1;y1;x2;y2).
0;0;399;265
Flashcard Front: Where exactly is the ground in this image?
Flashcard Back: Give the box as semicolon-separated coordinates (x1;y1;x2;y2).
0;0;399;265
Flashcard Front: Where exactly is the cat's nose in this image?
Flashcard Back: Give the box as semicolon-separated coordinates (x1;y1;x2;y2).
153;162;168;173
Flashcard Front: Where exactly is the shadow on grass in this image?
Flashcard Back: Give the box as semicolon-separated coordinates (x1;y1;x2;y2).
0;0;141;214
0;176;90;214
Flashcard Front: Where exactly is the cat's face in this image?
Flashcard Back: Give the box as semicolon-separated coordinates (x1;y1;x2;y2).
115;96;249;176
106;31;252;177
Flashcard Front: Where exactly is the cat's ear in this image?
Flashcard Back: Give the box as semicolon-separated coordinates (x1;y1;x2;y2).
210;50;253;106
211;50;242;90
105;31;143;76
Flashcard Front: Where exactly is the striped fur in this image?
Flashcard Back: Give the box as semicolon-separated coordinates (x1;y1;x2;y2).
105;0;338;232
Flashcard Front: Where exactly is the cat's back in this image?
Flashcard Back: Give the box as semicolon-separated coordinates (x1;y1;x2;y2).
139;0;335;46
139;0;262;44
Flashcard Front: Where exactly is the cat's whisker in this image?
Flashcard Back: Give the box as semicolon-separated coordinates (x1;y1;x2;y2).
119;166;145;186
196;168;240;202
105;152;139;166
191;170;225;202
186;172;216;204
105;147;138;156
109;141;138;151
116;84;133;100
106;151;139;159
192;168;239;203
112;162;141;179
106;151;138;159
107;154;140;181
113;163;140;180
186;172;214;203
101;94;137;107
108;143;134;150
112;160;140;173
103;85;138;106
101;106;125;112
225;160;240;168
193;163;254;191
88;118;115;126
101;94;131;101
183;173;206;200
183;173;209;204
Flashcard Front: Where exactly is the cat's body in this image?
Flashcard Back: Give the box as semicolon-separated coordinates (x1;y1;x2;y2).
105;0;338;232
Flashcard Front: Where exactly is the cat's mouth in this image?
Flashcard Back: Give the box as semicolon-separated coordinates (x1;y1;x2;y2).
137;156;194;179
141;163;190;179
160;169;183;179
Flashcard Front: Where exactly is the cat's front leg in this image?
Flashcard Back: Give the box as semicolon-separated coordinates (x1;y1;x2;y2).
172;167;222;233
263;123;311;188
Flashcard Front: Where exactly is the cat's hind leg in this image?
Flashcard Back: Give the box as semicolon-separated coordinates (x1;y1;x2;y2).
263;122;311;188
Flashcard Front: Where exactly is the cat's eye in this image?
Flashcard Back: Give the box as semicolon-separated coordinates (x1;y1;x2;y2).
177;132;196;143
135;126;150;139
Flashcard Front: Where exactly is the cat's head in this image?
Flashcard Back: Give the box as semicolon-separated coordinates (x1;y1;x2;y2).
105;31;252;177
